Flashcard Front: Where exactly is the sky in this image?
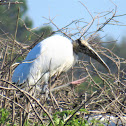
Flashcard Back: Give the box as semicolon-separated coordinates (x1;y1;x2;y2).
27;0;126;42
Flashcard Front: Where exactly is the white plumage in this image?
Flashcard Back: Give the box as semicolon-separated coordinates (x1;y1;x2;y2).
12;34;109;93
12;35;77;91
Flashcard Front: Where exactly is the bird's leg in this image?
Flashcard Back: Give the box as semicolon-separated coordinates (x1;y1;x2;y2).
41;83;50;101
70;76;88;85
43;84;49;98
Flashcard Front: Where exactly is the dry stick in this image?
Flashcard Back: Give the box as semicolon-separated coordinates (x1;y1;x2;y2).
1;45;9;109
49;91;58;110
0;28;29;50
1;45;8;69
90;61;125;117
19;109;22;126
100;47;126;86
1;33;44;76
0;79;55;126
21;92;55;126
47;17;73;41
49;89;61;111
49;63;87;110
48;71;59;109
26;94;44;125
11;7;20;61
47;59;59;109
59;19;84;32
102;44;122;83
79;1;94;39
82;63;105;92
88;6;117;42
79;1;93;19
87;98;106;112
19;18;44;39
64;90;100;126
0;2;23;5
10;10;20;124
105;94;126;114
82;64;116;112
0;94;27;112
44;14;84;37
0;86;16;90
101;48;120;70
12;90;15;125
80;18;95;39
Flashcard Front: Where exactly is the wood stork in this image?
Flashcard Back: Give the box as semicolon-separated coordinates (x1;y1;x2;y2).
12;35;110;95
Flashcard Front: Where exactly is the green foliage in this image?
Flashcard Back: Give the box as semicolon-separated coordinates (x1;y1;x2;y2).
48;109;89;126
0;0;28;38
0;107;107;126
0;108;10;125
24;119;30;126
46;109;107;126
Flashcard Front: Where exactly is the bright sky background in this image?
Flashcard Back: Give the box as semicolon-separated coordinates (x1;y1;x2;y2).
27;0;126;42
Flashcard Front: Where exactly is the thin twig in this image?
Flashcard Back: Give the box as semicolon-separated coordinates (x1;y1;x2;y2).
0;79;55;126
0;2;23;5
64;91;100;125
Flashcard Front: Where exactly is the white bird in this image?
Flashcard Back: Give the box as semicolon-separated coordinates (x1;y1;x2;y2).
12;35;110;95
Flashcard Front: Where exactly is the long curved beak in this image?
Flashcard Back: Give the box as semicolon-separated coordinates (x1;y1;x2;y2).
73;39;110;73
78;40;111;73
84;44;110;73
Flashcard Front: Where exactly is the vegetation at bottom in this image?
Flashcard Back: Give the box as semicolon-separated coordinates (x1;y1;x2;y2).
0;108;108;126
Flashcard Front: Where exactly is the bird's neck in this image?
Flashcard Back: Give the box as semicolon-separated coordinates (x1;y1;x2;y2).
73;52;78;65
73;41;80;55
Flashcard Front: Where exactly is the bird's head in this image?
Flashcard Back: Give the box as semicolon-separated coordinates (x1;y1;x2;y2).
73;39;110;73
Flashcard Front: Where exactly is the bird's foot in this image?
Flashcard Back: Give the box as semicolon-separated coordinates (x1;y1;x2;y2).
70;76;88;85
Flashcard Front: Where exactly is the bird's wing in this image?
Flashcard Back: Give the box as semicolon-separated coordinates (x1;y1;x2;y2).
12;35;75;86
12;42;44;84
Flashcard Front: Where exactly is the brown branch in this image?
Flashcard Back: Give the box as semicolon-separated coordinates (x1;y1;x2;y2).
0;1;23;5
0;94;27;112
0;79;55;126
64;91;100;126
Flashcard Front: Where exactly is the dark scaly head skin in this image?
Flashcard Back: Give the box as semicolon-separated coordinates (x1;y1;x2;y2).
73;39;110;73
